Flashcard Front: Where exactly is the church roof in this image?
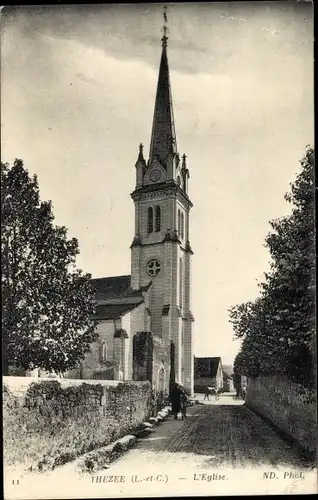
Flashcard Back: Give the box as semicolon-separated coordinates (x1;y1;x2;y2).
92;302;143;321
148;34;177;166
91;275;151;322
92;275;152;302
194;357;222;378
92;275;132;300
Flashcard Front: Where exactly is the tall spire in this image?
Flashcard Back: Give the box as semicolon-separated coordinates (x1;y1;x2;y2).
149;6;177;166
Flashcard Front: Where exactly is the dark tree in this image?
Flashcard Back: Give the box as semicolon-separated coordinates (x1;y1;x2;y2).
229;146;315;388
1;159;98;375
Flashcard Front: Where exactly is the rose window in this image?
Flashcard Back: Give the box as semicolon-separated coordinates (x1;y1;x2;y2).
147;259;161;277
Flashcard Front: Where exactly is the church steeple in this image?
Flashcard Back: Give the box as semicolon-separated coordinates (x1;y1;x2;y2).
148;7;177;167
132;6;192;196
130;7;194;397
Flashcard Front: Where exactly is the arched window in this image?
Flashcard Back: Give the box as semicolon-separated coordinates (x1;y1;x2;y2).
100;341;107;363
155;205;161;232
179;258;183;307
178;209;181;236
148;207;153;233
181;212;184;239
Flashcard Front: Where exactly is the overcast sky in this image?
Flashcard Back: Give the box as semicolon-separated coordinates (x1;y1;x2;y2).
1;2;313;365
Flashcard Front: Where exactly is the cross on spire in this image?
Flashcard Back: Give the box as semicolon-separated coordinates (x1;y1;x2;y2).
162;5;169;48
137;142;145;161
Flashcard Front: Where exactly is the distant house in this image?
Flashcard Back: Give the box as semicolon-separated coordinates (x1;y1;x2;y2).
194;357;224;393
222;372;234;392
222;365;235;392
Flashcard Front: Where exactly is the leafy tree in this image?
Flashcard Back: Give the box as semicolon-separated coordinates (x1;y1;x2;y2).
232;365;241;391
229;146;315;388
1;159;98;375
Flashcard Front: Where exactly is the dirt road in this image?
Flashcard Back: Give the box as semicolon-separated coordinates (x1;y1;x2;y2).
110;393;311;471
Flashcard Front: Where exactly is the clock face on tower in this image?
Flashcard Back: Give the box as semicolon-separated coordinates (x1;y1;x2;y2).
150;169;161;182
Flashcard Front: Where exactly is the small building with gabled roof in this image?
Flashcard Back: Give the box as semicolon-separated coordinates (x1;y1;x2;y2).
194;357;224;393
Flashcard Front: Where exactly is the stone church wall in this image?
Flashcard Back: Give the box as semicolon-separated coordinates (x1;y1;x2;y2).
245;375;316;456
139;244;166;336
64;305;146;381
79;320;116;379
152;335;169;389
139;197;172;242
132;332;170;395
3;376;151;473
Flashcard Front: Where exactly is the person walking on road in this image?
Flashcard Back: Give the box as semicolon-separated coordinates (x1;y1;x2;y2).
170;382;182;419
204;385;211;401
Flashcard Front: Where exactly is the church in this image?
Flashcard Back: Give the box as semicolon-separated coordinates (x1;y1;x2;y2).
71;25;195;396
